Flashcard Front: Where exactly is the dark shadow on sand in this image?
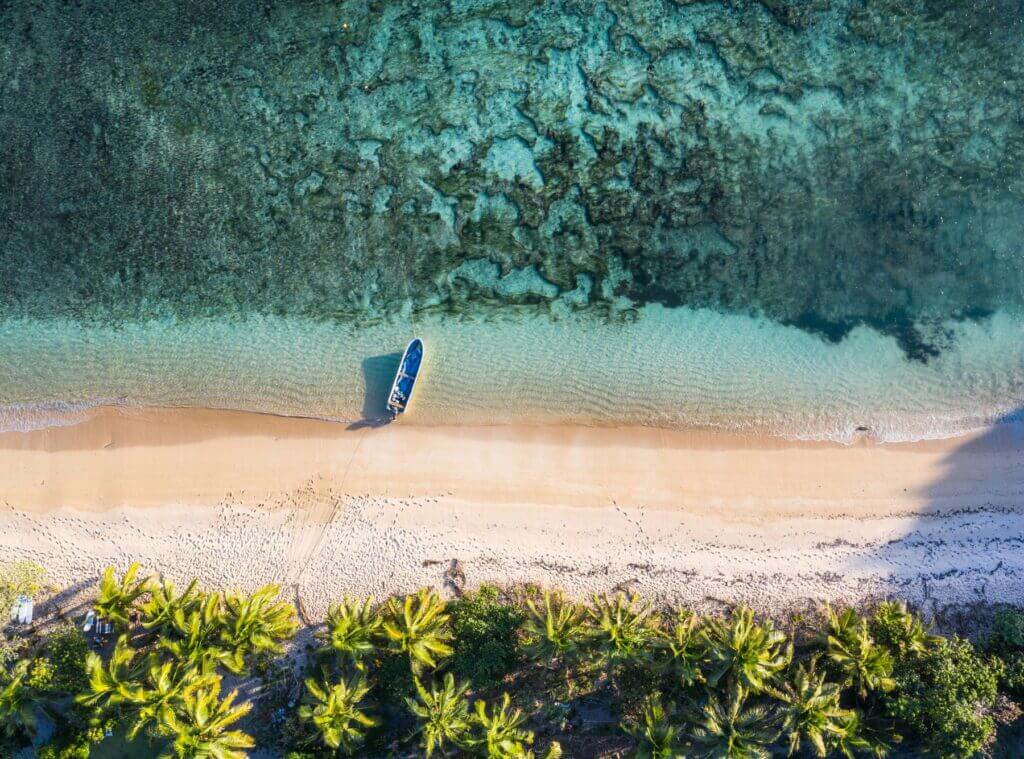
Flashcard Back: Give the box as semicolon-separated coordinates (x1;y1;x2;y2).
910;409;1024;752
843;409;1024;623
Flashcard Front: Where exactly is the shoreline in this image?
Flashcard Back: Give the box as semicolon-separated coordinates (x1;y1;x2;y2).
1;405;1023;615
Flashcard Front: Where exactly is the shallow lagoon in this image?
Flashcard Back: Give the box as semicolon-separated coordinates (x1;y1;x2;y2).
2;305;1024;441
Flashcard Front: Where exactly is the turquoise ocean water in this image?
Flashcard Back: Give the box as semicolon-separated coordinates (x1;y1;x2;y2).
1;0;1023;440
2;308;1024;441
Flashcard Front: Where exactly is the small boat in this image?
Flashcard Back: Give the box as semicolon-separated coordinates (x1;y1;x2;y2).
386;338;424;416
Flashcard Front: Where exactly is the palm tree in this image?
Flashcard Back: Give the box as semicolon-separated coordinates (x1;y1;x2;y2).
159;594;227;675
125;660;210;741
522;591;588;664
664;610;706;688
94;563;150;629
702;607;791;693
406;672;472;757
622;694;683;759
830;708;899;759
816;607;861;649
318;596;383;672
687;683;779;759
588;593;661;668
821;612;895;699
218;584;298;674
141;577;201;636
160;677;254;759
383;589;454;674
0;660;37;740
828;711;884;759
300;675;378;755
769;659;852;757
470;692;537;758
77;635;143;712
869;601;940;657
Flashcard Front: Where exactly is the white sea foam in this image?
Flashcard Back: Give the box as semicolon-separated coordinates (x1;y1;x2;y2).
0;401;102;433
0;306;1022;441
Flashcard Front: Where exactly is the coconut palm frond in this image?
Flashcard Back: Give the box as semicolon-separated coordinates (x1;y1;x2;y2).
470;692;537;757
141;577;201;635
663;610;706;688
622;694;684;759
299;674;378;755
869;601;941;658
768;658;851;758
588;592;661;668
687;683;779;759
823;618;895;699
94;563;150;630
76;634;144;712
124;659;212;741
219;584;298;674
702;607;791;693
161;677;253;759
0;660;38;739
383;589;454;674
318;596;383;671
406;672;472;757
522;591;588;664
159;593;227;676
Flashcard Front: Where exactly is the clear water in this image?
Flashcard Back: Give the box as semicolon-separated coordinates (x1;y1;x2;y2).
2;306;1024;441
1;0;1023;440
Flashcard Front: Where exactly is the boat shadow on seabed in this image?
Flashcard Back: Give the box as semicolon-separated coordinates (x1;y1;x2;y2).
346;352;403;430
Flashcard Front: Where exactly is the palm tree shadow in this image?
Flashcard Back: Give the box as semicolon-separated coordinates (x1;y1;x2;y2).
843;408;1024;616
346;352;402;430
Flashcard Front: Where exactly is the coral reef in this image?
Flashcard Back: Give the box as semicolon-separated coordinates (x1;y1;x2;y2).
1;0;1022;356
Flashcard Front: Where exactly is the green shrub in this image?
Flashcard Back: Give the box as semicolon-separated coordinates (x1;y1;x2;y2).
999;651;1024;698
23;624;90;695
27;656;55;691
374;650;416;704
886;636;1002;758
41;625;90;694
38;702;107;758
448;585;524;689
990;608;1024;652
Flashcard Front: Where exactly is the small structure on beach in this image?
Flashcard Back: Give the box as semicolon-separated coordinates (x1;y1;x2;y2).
10;595;33;625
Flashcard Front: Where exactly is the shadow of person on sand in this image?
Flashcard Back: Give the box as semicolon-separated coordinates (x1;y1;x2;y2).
346;352;402;430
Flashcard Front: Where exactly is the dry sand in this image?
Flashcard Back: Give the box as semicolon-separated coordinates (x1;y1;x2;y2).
1;406;1022;619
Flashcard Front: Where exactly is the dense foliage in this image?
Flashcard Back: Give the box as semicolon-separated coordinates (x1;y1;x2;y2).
448;585;525;689
886;636;1002;758
1;567;1024;757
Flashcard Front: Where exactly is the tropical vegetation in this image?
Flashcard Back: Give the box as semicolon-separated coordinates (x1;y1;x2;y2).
0;562;1022;757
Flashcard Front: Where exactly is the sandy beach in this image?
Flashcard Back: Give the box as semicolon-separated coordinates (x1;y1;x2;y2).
1;407;1022;619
